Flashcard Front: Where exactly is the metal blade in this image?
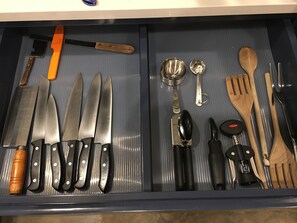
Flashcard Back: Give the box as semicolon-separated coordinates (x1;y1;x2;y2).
45;95;60;145
78;73;101;140
95;76;112;144
31;76;50;142
62;73;83;141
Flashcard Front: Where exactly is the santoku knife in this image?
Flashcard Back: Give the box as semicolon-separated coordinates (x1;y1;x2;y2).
75;73;101;189
94;76;113;193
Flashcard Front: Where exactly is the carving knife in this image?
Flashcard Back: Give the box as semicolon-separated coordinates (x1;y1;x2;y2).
27;76;50;192
75;73;101;189
45;95;65;191
61;73;83;191
2;85;38;195
94;76;113;193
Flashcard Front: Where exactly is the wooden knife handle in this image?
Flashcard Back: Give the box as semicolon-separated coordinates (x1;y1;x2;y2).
95;42;135;54
19;56;35;86
9;146;27;195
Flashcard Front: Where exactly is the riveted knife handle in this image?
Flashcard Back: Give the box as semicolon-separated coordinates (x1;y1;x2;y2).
99;143;112;193
62;140;78;191
28;139;45;192
75;138;93;189
184;146;194;191
9;146;27;195
50;142;65;191
173;145;185;191
19;56;35;86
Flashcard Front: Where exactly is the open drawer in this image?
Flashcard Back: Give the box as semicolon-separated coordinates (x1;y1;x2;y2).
0;18;296;215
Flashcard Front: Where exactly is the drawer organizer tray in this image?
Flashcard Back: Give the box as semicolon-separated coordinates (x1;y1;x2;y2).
0;18;296;215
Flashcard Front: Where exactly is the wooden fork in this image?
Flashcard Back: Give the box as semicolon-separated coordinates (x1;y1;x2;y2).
265;72;297;188
226;74;268;188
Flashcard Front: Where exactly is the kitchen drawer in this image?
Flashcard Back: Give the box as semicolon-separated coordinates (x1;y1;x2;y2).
0;18;296;215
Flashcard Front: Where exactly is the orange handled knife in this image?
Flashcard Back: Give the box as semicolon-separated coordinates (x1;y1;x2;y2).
48;25;64;80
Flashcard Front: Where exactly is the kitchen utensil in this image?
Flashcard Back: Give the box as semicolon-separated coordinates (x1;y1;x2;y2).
83;0;97;6
208;118;225;190
269;63;297;162
75;73;101;189
30;34;135;55
2;85;38;195
62;73;83;191
48;25;64;81
265;72;297;188
27;76;50;192
220;119;259;189
94;76;113;193
45;95;65;191
239;47;269;166
189;59;208;106
225;74;268;189
19;40;47;86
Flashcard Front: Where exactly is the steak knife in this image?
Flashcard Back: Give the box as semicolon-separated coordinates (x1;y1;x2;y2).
75;73;101;189
28;76;50;192
45;95;65;191
94;76;113;193
61;73;83;191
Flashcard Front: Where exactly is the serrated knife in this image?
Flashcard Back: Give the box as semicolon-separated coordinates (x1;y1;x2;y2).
27;76;49;192
61;73;83;191
94;76;113;193
75;73;101;189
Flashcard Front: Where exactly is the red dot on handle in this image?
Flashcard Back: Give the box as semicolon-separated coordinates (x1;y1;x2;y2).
229;124;238;128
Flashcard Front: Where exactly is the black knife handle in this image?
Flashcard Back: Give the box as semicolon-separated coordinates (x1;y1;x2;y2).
50;142;65;191
99;143;112;193
28;139;45;192
183;146;194;191
75;137;93;189
62;140;78;191
208;140;226;190
173;145;185;191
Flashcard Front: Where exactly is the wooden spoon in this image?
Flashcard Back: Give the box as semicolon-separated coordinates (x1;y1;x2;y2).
239;47;269;166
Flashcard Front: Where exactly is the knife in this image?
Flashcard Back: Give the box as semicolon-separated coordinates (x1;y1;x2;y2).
2;86;38;195
27;76;50;192
94;76;113;193
45;95;65;191
75;73;101;189
61;73;83;191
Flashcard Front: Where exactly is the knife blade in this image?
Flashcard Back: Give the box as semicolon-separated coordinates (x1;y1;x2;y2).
45;95;65;191
75;73;101;189
27;76;49;192
94;76;113;193
61;73;83;191
2;86;38;195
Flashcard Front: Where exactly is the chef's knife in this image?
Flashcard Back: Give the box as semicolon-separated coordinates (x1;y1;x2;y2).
75;73;101;189
94;76;113;193
61;73;83;191
45;95;65;191
28;76;49;192
2;86;38;195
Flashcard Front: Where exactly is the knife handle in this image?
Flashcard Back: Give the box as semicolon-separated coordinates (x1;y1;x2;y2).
48;50;61;81
75;138;93;189
9;146;27;195
19;56;35;86
62;140;78;191
183;146;194;191
50;142;65;191
28;139;45;192
173;145;185;191
95;42;135;54
99;143;113;193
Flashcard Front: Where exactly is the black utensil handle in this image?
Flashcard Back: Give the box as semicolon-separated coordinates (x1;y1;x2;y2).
99;143;112;193
62;140;78;191
50;142;65;191
28;139;45;192
183;146;194;191
208;140;226;190
75;137;93;189
173;145;185;191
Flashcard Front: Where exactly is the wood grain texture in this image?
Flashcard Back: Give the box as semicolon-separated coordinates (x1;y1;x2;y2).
95;42;135;54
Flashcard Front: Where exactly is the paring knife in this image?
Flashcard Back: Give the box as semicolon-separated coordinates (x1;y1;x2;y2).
61;73;83;191
75;73;101;189
28;76;50;192
45;95;65;191
94;76;113;193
